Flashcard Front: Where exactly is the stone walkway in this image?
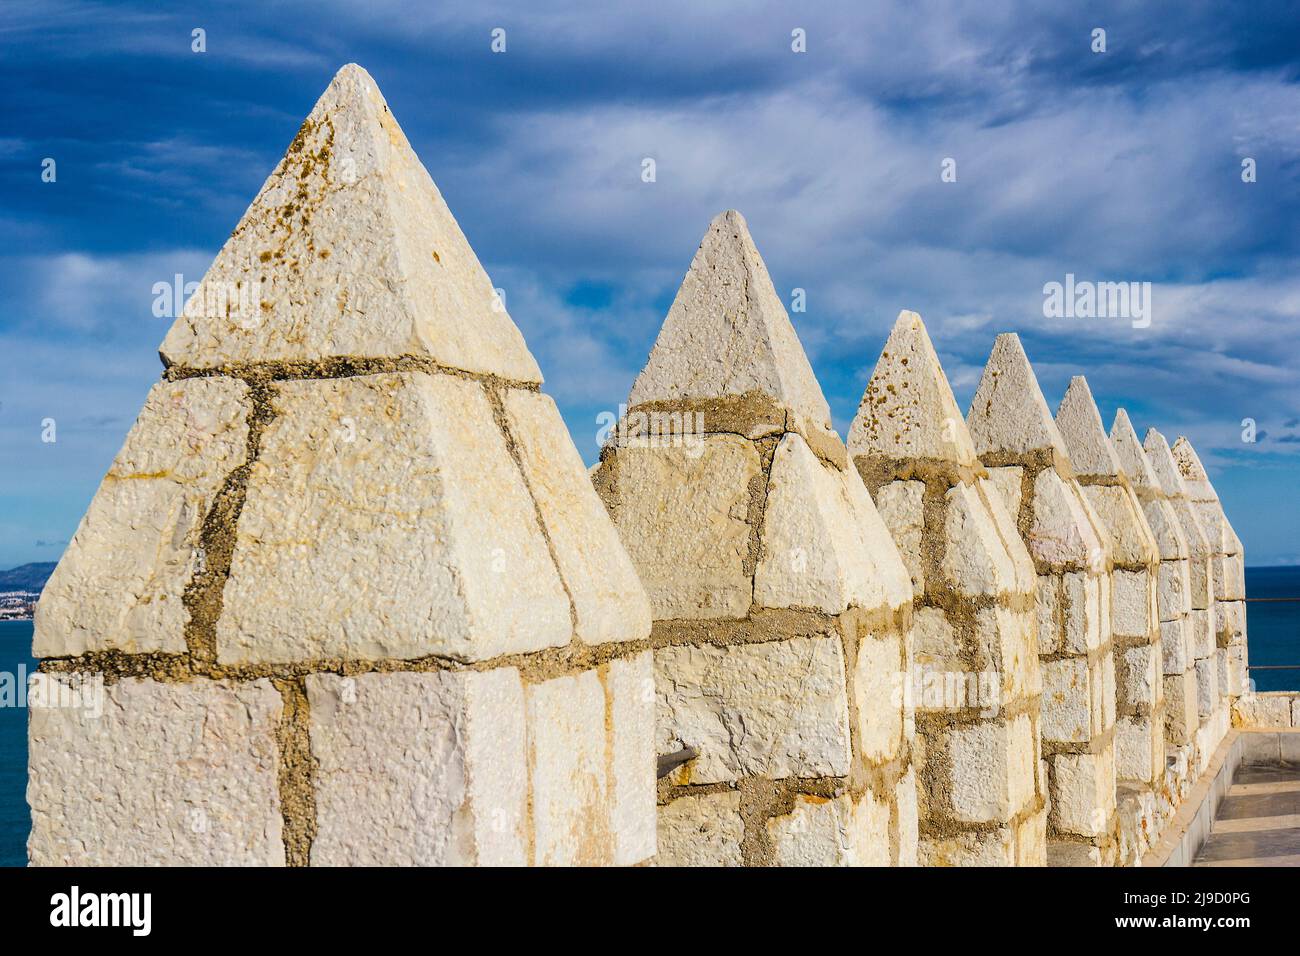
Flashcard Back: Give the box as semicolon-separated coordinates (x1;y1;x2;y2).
1194;763;1300;866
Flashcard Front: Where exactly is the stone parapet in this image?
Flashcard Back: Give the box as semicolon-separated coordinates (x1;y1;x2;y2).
849;313;1046;866
596;213;917;865
29;64;654;867
967;336;1117;866
1055;376;1165;863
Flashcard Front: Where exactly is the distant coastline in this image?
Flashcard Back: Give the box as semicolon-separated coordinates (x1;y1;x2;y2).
0;563;52;623
0;595;37;624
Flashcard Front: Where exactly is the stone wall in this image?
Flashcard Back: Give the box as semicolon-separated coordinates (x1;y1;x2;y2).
1110;411;1198;818
849;313;1046;866
29;64;656;867
967;336;1118;866
26;62;1264;868
1055;377;1165;864
593;213;916;866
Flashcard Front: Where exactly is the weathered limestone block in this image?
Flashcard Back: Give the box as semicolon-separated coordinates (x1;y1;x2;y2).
308;655;656;868
218;372;572;664
850;313;1045;867
1055;376;1165;837
876;480;926;598
307;669;528;866
606;435;759;621
526;670;614;866
159;65;541;383
654;637;852;783
920;812;1048;867
1164;670;1199;746
1194;656;1219;720
967;336;1116;866
1111;410;1199;758
979;601;1041;709
856;630;906;760
1233;692;1295;729
1215;648;1230;709
1050;746;1116;841
985;466;1023;521
597;213;915;866
608;652;658;865
1185;608;1214;661
34;378;251;657
940;482;1025;597
894;767;920;866
1116;715;1162;786
331;656;648;868
769;790;894;868
942;713;1038;823
768;792;892;866
306;650;660;868
1158;743;1194;820
1116;785;1156;864
1042;656;1093;743
1155;554;1192;625
1216;602;1247;647
655;791;744;866
29;676;284;866
1227;644;1249;698
31;65;654;867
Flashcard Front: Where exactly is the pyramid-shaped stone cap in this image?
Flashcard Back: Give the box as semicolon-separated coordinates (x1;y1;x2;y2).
1055;376;1122;478
1173;436;1243;555
1171;436;1218;502
848;311;979;467
1055;378;1157;566
1109;409;1160;491
967;334;1071;460
1144;427;1212;557
160;64;542;383
1144;428;1191;501
627;211;833;432
1110;409;1190;561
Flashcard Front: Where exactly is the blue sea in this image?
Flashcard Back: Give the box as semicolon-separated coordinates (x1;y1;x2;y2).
1238;567;1300;693
1;568;1297;866
0;619;35;868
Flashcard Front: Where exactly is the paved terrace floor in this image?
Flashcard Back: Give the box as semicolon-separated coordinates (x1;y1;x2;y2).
1194;763;1300;866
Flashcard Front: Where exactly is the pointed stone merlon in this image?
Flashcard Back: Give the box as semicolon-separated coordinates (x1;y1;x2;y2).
1110;409;1197;810
623;210;844;464
1171;436;1248;700
30;64;655;867
849;313;1046;866
969;336;1118;866
160;63;542;384
595;219;918;866
1055;377;1164;863
1143;428;1227;767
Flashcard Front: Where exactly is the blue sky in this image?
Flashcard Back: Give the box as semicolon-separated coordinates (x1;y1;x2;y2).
2;0;1299;568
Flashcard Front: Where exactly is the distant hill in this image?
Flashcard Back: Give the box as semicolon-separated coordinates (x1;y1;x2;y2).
0;563;57;592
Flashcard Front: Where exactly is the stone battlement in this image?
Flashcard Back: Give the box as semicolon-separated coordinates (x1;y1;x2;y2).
27;65;1265;867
